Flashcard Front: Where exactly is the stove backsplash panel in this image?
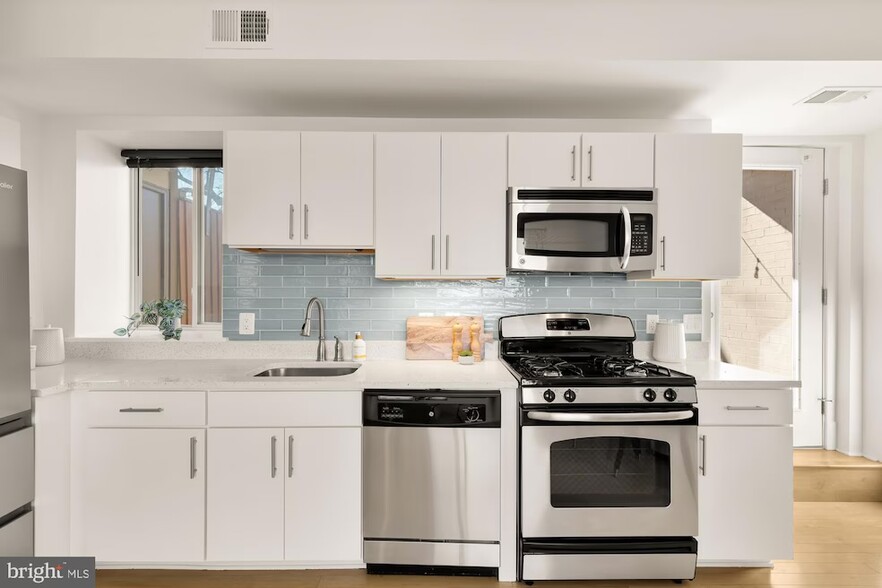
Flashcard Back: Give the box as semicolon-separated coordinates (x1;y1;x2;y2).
222;249;702;342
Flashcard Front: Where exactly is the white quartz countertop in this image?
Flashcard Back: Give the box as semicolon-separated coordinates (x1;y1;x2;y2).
31;358;520;397
637;356;800;390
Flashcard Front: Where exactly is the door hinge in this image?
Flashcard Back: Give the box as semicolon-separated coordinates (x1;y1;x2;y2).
821;288;828;305
823;178;829;196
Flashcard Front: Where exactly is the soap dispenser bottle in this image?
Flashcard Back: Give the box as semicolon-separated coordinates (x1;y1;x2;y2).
353;332;367;363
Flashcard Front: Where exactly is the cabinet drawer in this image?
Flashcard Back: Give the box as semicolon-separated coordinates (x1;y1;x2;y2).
698;389;792;426
86;391;206;427
208;391;361;427
0;427;34;516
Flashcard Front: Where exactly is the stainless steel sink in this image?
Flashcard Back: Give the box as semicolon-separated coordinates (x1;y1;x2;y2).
253;364;361;378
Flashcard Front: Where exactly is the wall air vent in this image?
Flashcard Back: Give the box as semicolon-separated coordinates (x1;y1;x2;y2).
209;9;271;48
798;87;877;105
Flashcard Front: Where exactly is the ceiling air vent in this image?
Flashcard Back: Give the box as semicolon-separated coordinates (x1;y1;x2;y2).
798;87;876;105
209;9;271;48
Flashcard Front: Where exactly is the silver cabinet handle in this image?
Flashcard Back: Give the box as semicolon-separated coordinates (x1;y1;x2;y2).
570;145;577;181
699;434;707;476
271;435;278;478
303;204;309;240
526;410;693;423
620;206;631;270
288;435;295;478
119;407;164;413
377;395;415;401
289;204;295;240
189;436;197;479
445;235;450;270
586;145;593;182
660;236;667;271
724;405;770;411
431;235;436;270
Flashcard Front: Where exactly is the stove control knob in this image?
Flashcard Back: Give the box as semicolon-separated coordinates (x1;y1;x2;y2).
564;389;577;403
543;389;556;403
664;388;678;402
643;388;657;402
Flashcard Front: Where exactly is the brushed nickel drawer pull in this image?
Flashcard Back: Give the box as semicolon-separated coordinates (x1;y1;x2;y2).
699;434;707;476
724;405;770;411
288;435;294;478
271;435;278;479
189;436;197;479
119;407;164;413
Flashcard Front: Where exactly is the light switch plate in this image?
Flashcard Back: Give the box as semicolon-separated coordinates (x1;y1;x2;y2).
239;312;255;335
684;313;703;335
646;314;659;335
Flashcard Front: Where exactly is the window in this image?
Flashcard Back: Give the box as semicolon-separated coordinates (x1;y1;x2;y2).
132;163;224;326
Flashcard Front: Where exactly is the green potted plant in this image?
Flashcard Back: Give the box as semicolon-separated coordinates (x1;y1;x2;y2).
458;349;475;365
114;299;186;341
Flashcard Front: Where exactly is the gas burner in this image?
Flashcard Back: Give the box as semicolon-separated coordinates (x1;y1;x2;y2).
590;355;673;379
517;356;584;379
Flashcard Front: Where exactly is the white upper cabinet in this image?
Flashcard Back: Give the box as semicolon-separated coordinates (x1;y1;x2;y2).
508;133;581;187
375;133;442;278
224;131;301;248
581;133;654;188
300;132;374;248
652;133;742;280
440;133;508;278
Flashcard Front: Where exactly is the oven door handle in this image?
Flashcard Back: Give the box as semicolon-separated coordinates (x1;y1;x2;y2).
620;205;631;270
526;410;694;423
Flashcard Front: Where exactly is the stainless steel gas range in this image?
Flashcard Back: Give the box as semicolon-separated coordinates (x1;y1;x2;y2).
499;312;699;583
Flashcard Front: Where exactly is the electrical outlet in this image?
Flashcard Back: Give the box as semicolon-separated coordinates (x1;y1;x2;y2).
238;312;255;335
646;314;659;335
684;313;703;335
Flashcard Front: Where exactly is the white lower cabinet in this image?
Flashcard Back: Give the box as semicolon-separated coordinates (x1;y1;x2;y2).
206;426;362;563
83;428;205;562
697;425;793;563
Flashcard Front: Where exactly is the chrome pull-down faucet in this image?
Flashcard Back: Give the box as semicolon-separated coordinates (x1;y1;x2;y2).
300;297;328;361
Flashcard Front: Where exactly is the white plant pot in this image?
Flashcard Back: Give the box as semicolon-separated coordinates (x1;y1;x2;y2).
458;356;475;365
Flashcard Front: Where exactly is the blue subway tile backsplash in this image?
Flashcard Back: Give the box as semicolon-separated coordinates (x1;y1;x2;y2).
222;248;702;341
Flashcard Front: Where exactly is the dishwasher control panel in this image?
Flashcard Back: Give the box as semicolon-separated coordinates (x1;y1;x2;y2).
364;390;501;427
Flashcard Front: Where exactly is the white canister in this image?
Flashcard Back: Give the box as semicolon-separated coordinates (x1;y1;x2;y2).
653;320;687;363
32;326;65;366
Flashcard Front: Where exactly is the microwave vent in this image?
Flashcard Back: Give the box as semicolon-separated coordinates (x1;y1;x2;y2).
209;8;271;48
799;87;876;104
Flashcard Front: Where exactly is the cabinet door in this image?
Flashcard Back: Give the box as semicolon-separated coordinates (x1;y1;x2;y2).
83;429;205;562
508;133;581;187
301;132;374;248
582;133;654;188
207;428;284;561
224;131;301;247
284;427;362;563
654;134;742;279
698;425;793;562
441;133;507;277
375;133;441;277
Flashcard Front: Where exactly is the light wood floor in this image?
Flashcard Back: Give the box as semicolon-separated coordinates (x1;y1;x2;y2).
97;502;882;588
795;450;882;502
794;449;882;469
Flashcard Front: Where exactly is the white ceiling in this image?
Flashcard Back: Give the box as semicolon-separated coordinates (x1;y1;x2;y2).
3;58;882;135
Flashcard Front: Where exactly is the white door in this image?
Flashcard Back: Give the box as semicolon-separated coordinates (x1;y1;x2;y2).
375;133;441;278
698;425;793;562
224;131;301;247
440;133;507;278
508;133;581;187
582;133;654;188
207;428;284;561
284;427;362;563
654;134;742;280
301;132;374;248
742;147;825;447
83;429;205;562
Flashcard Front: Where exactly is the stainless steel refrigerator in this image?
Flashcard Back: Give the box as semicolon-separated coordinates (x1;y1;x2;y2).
0;163;35;556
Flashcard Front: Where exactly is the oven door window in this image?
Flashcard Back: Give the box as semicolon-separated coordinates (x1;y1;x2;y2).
517;213;623;257
549;436;671;508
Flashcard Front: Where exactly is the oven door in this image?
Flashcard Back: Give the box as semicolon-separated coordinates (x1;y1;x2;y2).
521;409;697;539
508;201;656;273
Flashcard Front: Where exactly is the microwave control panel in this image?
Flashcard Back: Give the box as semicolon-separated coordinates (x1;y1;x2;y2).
629;214;653;256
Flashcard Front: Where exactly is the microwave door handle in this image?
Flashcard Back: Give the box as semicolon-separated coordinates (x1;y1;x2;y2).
620;205;631;270
526;410;694;423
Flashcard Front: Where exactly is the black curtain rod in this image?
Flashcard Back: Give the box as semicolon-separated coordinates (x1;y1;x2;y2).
121;149;223;169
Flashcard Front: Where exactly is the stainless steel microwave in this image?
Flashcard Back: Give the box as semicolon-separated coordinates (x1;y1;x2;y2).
507;187;658;273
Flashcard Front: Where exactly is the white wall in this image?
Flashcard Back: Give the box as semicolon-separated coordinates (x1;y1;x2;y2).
73;132;130;337
0;115;21;168
863;130;882;461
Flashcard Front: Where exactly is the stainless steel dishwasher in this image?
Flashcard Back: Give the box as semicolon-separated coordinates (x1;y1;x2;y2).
363;389;501;575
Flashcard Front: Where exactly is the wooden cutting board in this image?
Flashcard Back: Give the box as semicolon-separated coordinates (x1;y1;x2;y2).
406;316;484;361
